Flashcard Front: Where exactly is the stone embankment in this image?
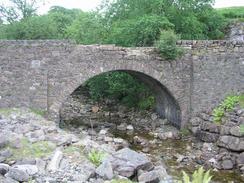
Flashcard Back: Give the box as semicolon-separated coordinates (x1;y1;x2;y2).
190;105;244;171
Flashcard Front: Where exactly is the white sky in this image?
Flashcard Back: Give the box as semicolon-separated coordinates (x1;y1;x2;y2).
1;0;244;14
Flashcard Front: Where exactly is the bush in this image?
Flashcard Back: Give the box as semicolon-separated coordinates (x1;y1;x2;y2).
213;95;240;124
155;30;183;60
178;167;212;183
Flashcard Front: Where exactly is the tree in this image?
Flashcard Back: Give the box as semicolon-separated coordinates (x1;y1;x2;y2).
0;0;44;23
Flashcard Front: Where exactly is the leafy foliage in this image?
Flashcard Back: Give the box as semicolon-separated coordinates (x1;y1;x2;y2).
217;7;244;19
155;30;183;60
213;95;240;124
88;149;105;167
178;167;212;183
85;72;156;109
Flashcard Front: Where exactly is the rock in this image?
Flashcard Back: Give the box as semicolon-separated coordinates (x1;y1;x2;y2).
0;157;5;163
114;138;124;144
191;127;199;135
104;137;113;142
117;123;127;131
158;131;179;140
0;135;8;148
220;126;230;135
96;160;113;180
197;131;219;143
0;163;9;175
198;113;210;121
230;126;242;137
6;167;29;182
92;106;99;113
151;113;158;121
237;152;244;167
25;129;45;143
0;149;12;158
36;158;46;174
218;136;244;151
126;125;134;131
221;159;234;170
99;129;108;135
12;164;38;176
77;160;96;182
47;150;63;171
138;166;169;183
3;177;19;183
15;158;36;165
190;117;202;126
200;122;220;133
110;148;153;177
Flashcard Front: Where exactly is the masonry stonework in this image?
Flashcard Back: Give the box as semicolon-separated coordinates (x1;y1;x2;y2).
0;40;243;128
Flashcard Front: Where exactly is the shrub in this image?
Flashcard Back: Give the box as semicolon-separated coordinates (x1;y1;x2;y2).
213;95;240;124
88;149;105;167
178;167;212;183
155;30;183;60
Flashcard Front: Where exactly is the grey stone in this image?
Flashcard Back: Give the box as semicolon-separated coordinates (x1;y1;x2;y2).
47;150;63;171
218;136;244;152
138;166;169;183
0;163;9;175
96;160;113;180
237;152;244;167
230;126;242;137
197;131;219;143
221;159;234;170
0;149;12;158
190;117;202;126
12;165;38;176
0;135;8;148
6;168;30;182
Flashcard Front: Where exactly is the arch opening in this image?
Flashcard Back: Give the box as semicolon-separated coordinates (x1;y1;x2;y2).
59;70;181;130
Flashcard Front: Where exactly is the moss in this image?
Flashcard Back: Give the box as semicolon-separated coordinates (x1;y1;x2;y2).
63;145;84;155
239;94;244;108
6;138;56;160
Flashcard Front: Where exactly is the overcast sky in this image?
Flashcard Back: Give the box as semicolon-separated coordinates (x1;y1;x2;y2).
2;0;244;14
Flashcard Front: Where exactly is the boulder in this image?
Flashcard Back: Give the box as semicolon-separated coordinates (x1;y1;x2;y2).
6;167;29;182
96;160;114;180
138;166;169;183
230;126;242;137
190;117;202;126
107;148;153;178
47;150;63;171
221;159;234;170
218;136;244;151
197;131;220;143
12;164;38;176
200;122;220;133
0;163;9;175
237;152;244;167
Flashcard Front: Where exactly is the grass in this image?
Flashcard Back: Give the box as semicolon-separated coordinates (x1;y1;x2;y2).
0;108;46;117
239;94;244;108
216;6;244;20
88;149;106;167
0;108;21;116
6;138;56;160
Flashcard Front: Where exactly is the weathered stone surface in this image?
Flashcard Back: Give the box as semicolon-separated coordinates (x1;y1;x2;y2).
12;165;38;176
200;122;220;133
218;136;244;152
0;163;9;175
138;166;169;183
1;40;243;128
47;150;63;171
230;126;242;137
221;159;234;170
197;131;220;143
96;160;113;180
6;168;30;182
237;152;244;167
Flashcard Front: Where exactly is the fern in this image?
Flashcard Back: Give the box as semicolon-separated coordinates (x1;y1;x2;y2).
178;167;212;183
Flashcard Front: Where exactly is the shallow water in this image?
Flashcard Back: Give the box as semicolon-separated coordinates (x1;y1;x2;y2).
112;129;244;183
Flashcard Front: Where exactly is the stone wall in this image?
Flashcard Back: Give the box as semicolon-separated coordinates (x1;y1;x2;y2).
226;22;244;41
0;40;243;128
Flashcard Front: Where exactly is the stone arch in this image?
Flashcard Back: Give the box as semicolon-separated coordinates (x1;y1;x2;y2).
48;45;189;128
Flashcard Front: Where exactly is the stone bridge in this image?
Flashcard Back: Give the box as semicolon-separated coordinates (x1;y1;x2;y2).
0;40;243;128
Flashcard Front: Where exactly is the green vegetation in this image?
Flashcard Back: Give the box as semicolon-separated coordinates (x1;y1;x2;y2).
178;167;212;183
30;108;46;117
155;30;183;60
85;72;156;110
180;128;191;137
88;149;106;167
217;7;244;20
6;138;56;160
0;108;21;116
213;95;240;124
